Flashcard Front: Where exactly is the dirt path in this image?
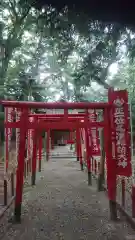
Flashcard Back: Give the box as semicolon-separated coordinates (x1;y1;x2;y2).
0;146;135;239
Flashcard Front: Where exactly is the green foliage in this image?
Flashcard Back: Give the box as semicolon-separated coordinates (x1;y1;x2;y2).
1;3;135;144
0;112;4;120
0;2;135;104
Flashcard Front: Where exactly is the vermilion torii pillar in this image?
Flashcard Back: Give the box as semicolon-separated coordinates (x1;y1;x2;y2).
85;110;92;185
46;129;50;161
14;108;28;222
2;100;114;223
31;117;38;186
38;133;42;172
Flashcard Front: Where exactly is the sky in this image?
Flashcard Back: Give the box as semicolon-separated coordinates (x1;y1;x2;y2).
91;63;118;89
109;63;118;75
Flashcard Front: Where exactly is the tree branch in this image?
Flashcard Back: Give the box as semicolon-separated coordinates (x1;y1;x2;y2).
20;5;31;22
8;0;18;21
99;52;117;89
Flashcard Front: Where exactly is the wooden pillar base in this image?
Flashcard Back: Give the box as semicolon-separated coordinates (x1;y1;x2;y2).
88;171;92;186
97;174;104;191
24;162;26;178
109;200;117;221
46;154;49;161
70;144;73;150
31;172;36;186
11;173;14;196
4;179;7;205
14;203;21;223
39;160;41;172
80;163;83;171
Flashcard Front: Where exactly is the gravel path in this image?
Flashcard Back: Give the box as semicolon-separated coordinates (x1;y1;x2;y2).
0;146;135;239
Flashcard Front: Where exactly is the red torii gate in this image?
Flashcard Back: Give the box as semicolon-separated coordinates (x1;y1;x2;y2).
29;112;87;178
28;111;102;170
29;114;91;180
1;96;132;223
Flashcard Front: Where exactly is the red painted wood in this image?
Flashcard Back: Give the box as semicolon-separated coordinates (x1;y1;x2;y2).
1;100;110;109
29;113;86;117
67;140;74;144
46;130;50;161
104;106;116;201
31;118;38;182
38;135;42;170
94;160;97;175
109;90;131;176
76;129;80;161
84;111;91;171
15;109;28;206
5;121;105;129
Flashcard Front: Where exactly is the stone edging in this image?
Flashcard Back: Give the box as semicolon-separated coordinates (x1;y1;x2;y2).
0;196;15;220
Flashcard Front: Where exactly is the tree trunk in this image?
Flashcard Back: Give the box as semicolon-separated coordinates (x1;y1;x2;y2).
0;54;11;83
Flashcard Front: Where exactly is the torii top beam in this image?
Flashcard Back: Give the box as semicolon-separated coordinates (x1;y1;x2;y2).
29;113;86;117
1;101;110;109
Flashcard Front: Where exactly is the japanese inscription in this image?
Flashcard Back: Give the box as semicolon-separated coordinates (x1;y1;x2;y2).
89;110;100;155
109;90;132;177
113;97;127;168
